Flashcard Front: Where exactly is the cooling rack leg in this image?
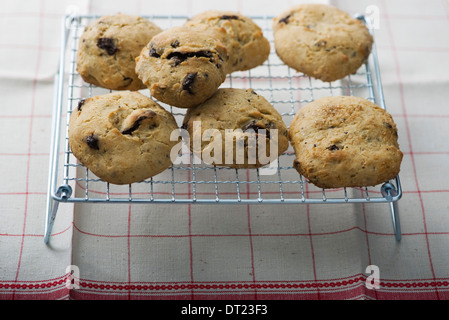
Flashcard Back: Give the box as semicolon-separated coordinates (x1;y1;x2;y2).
381;182;401;242
44;185;72;244
44;199;60;244
389;201;401;242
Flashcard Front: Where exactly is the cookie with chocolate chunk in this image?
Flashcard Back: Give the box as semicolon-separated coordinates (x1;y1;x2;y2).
288;96;403;189
185;10;270;73
76;13;162;91
273;4;373;82
68;91;179;184
135;26;229;109
182;88;289;168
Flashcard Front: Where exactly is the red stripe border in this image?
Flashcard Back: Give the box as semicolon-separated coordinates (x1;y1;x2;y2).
2;275;449;299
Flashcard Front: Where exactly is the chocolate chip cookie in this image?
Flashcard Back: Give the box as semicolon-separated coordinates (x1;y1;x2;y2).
68;91;179;185
135;26;229;109
288;96;403;189
273;4;373;82
76;13;162;91
182;88;289;169
185;10;270;73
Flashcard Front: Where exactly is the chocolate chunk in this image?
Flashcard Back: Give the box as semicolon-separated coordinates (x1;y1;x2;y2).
171;40;180;48
168;53;184;66
121;116;145;135
279;14;291;24
365;46;371;55
220;15;240;20
122;76;133;86
243;121;262;132
86;134;99;150
293;159;301;170
327;144;339;151
243;121;271;139
149;46;161;58
167;50;214;66
182;72;197;94
77;99;86;112
383;122;393;129
97;37;117;55
122;111;156;135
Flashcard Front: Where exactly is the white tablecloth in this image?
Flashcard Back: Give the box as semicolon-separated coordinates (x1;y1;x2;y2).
1;0;449;300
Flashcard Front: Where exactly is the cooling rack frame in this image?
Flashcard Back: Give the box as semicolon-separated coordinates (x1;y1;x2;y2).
45;13;403;244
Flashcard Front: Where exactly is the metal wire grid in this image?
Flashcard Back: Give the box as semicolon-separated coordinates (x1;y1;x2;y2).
48;14;402;208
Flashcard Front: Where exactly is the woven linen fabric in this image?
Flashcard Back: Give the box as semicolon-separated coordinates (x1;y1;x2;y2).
1;0;449;301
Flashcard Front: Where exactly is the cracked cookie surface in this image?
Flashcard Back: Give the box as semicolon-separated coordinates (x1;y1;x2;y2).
185;10;270;73
76;13;162;91
273;4;373;82
182;88;289;169
135;26;229;109
68;91;179;184
288;96;403;189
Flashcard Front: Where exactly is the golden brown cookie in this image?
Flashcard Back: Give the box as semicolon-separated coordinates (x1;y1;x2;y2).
288;96;403;188
68;91;179;185
185;10;271;73
273;4;373;82
135;26;229;109
182;88;289;169
76;13;162;91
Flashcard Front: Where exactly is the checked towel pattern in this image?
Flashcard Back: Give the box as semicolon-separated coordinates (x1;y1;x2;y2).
1;0;449;300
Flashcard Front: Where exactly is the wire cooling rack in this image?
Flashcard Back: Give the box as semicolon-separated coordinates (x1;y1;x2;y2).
45;13;403;244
